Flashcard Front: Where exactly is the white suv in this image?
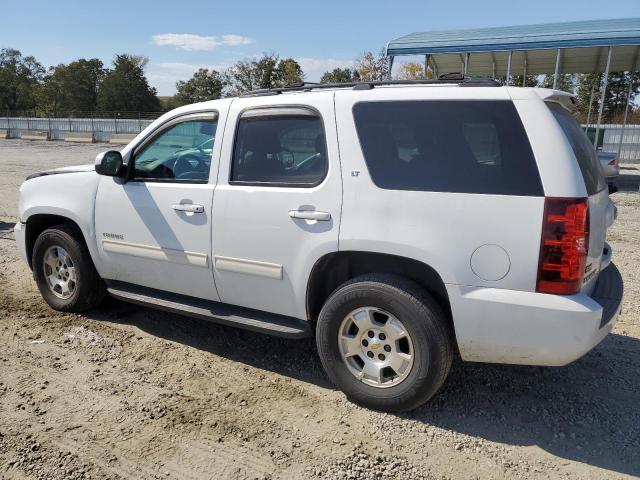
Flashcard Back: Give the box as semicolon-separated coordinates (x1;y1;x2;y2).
15;78;624;412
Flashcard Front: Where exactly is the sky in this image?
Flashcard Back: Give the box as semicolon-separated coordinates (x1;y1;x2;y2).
2;0;638;96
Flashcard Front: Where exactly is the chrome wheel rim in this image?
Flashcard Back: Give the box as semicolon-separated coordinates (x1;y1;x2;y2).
338;307;414;389
42;245;76;299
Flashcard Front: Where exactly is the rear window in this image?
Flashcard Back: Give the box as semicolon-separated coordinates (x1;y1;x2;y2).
546;102;607;195
352;100;543;196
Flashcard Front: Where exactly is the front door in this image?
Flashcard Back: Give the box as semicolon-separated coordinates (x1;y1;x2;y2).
211;93;342;319
95;110;224;301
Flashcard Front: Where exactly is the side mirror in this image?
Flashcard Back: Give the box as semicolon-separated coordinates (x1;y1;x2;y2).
95;151;124;177
608;182;618;195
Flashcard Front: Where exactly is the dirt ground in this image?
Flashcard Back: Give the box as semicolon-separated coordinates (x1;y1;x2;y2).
1;139;639;480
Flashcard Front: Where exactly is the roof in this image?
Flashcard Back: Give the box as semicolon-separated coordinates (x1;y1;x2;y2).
387;18;640;76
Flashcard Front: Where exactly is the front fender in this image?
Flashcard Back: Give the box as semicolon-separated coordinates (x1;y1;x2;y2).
19;172;105;275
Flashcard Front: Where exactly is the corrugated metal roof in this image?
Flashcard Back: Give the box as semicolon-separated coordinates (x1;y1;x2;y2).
387;18;640;55
386;18;640;75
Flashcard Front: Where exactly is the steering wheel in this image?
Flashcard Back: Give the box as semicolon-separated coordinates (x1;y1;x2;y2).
173;154;207;179
294;152;321;172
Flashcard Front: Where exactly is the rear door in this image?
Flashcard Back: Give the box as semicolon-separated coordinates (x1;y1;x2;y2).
546;102;610;292
211;92;342;319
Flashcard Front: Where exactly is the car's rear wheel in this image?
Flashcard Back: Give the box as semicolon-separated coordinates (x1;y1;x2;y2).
32;224;106;312
316;274;453;412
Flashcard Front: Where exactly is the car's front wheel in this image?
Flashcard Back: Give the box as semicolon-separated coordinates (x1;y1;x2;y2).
316;274;453;412
32;224;105;312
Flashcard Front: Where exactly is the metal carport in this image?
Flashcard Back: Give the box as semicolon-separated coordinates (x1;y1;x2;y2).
386;18;640;155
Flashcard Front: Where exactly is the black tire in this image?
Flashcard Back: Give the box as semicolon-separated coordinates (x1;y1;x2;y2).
316;274;453;412
32;224;106;312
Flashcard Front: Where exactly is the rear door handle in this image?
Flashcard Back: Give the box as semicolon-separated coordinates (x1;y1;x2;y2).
172;203;204;213
289;210;331;221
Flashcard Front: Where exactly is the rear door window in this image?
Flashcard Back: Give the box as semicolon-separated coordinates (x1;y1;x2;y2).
231;107;327;186
546;102;606;195
352;100;543;196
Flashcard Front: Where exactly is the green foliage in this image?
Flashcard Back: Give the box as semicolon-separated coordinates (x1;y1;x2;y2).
320;68;359;84
509;74;539;87
224;53;304;95
39;59;105;114
97;54;160;112
540;73;575;92
173;68;225;107
576;72;640;122
277;58;304;87
0;48;45;112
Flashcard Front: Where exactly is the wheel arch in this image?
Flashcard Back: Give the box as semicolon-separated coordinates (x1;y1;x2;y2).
306;251;452;329
24;213;89;270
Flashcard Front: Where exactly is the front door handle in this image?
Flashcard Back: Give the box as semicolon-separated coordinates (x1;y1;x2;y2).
289;210;331;221
172;203;204;213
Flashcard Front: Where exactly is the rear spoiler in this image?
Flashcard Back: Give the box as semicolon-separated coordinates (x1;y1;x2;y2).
533;89;578;113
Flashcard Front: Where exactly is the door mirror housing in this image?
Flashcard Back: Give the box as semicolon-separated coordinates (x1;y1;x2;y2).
95;151;124;177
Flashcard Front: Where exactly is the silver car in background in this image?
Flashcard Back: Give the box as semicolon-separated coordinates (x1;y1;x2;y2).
598;151;620;180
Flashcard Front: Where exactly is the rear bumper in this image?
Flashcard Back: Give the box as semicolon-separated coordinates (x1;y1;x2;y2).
14;222;29;266
448;263;623;366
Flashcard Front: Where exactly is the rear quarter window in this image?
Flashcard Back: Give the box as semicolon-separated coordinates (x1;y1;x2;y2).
352;100;543;196
546;102;607;195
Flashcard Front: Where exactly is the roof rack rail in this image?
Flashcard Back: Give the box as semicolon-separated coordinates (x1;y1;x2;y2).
240;74;501;97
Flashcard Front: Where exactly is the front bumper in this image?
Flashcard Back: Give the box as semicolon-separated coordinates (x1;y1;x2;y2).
14;222;29;266
448;263;623;366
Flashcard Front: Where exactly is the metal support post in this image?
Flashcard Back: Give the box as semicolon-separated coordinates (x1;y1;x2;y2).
585;80;596;132
617;69;637;158
553;48;562;89
594;46;613;149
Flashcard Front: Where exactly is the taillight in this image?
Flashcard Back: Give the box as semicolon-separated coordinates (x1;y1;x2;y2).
608;158;617;166
536;197;589;295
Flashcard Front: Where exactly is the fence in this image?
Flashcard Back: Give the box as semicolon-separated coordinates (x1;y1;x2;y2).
0;111;163;143
588;124;640;162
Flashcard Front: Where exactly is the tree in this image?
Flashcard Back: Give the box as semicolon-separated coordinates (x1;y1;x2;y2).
172;68;225;106
396;62;426;80
0;48;45;113
39;59;105;114
576;71;640;122
576;73;601;120
224;54;304;95
540;73;575;93
277;58;304;87
509;74;539;87
320;68;359;83
97;54;160;112
598;71;639;121
355;50;389;81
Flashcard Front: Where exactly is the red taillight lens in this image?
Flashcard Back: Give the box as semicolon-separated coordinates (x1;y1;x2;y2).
536;197;589;295
608;158;617;166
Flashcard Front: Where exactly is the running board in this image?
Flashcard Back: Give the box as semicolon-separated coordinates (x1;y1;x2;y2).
106;282;311;339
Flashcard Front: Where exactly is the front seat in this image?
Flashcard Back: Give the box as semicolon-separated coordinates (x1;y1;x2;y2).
239;124;284;182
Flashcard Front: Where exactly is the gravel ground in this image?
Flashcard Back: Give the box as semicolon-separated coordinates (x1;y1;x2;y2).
0;139;639;479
